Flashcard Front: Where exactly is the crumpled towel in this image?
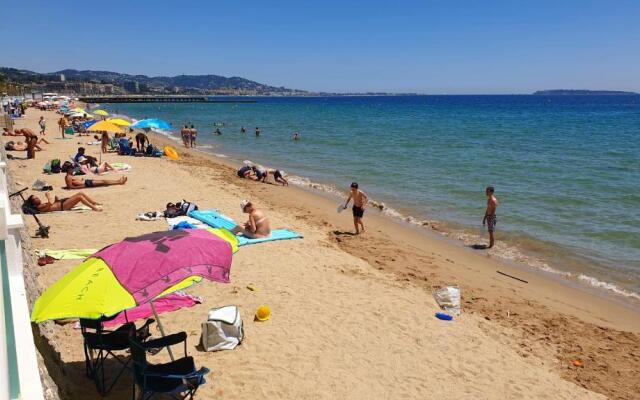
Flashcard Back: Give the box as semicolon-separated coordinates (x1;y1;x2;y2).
136;211;164;221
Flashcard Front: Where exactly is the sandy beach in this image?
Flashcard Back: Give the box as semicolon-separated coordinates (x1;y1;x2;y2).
6;109;640;399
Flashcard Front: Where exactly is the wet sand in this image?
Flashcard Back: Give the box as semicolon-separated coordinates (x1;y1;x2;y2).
6;109;640;399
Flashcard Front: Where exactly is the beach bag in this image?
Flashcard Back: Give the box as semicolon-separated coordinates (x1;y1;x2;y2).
201;305;244;351
50;159;61;174
179;200;198;216
43;159;61;174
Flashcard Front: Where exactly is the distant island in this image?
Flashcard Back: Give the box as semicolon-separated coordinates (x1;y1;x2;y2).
533;89;638;96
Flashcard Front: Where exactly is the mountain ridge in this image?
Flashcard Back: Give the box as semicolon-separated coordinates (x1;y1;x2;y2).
0;67;304;94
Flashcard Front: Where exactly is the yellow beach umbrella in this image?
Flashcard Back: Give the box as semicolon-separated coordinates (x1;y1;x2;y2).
87;120;125;133
93;109;109;116
107;118;131;126
70;107;86;113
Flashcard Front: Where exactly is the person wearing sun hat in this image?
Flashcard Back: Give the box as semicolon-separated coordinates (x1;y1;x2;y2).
232;200;271;238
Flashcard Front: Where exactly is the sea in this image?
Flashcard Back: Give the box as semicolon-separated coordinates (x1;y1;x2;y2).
103;95;640;303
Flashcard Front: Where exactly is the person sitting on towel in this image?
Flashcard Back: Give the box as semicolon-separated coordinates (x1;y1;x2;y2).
62;163;127;189
73;147;99;167
232;200;271;238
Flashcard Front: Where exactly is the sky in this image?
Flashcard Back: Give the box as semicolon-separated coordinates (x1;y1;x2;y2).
1;0;639;94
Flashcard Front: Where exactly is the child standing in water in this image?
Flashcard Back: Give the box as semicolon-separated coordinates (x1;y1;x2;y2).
343;182;368;234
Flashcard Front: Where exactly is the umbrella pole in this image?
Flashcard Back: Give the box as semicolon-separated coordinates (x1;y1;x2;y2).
150;301;175;361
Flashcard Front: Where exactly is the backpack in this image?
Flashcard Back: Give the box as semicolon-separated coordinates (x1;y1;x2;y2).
43;159;61;174
50;159;61;174
179;200;198;216
201;306;244;351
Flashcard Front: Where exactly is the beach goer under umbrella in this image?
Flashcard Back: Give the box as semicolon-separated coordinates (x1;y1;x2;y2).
135;131;149;152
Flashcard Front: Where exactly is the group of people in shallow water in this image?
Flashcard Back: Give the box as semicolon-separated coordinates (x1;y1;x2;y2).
237;164;288;186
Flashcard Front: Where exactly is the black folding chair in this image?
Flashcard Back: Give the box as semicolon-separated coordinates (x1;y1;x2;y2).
129;332;210;400
81;316;155;395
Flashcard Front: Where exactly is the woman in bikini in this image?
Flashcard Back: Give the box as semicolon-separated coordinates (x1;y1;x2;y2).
27;192;103;213
232;200;271;238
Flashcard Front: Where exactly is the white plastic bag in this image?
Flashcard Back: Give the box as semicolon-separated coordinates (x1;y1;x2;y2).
433;286;461;316
201;305;244;351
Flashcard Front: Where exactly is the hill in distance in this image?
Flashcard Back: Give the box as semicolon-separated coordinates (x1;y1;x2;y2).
0;67;305;94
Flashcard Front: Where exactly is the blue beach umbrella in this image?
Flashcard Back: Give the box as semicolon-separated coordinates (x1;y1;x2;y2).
131;118;172;130
82;120;97;130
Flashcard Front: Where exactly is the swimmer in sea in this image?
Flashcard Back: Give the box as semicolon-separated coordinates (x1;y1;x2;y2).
255;127;260;137
293;132;301;141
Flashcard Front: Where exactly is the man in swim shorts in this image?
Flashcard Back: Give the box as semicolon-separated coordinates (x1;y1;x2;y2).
190;124;197;148
343;182;368;234
63;164;128;189
482;186;499;249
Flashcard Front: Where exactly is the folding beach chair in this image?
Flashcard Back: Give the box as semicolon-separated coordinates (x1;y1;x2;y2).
81;316;155;395
118;138;136;156
129;331;210;400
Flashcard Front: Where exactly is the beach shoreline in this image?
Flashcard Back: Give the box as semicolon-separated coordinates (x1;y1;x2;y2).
151;127;640;311
7;109;640;399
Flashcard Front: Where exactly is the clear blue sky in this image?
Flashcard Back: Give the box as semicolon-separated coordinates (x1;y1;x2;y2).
2;0;639;93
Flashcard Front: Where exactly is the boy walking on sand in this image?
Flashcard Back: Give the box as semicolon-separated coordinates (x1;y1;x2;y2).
343;182;368;234
39;116;46;135
482;186;498;248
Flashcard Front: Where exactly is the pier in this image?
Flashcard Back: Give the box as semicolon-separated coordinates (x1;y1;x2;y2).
78;95;257;103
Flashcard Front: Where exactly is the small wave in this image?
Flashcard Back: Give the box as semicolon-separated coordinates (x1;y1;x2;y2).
577;274;640;301
213;153;228;158
284;172;640;302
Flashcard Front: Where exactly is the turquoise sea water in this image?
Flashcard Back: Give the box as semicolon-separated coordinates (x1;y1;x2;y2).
105;95;640;300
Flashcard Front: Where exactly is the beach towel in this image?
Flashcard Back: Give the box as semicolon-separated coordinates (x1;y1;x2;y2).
190;209;302;246
190;209;237;230
47;204;92;214
237;229;303;246
136;211;164;221
166;215;206;229
111;162;132;172
43;248;98;260
102;291;203;328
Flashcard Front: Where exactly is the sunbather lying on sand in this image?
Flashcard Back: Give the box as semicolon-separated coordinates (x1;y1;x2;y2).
26;192;102;213
2;128;22;136
231;200;271;238
78;162;115;175
4;140;47;151
63;166;127;189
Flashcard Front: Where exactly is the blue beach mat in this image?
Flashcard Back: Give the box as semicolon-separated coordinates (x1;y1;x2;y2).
189;209;302;246
237;229;303;246
190;209;237;230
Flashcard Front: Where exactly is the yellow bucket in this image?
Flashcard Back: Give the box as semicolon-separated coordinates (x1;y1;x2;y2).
255;305;271;321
